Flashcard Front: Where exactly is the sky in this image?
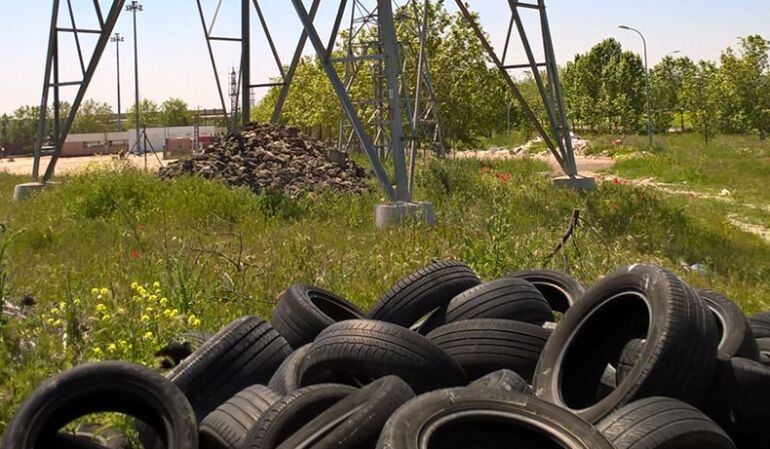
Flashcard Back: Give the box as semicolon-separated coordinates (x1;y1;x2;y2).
0;0;768;115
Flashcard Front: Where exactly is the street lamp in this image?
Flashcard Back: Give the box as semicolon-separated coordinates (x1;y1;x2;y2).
127;1;143;154
668;50;681;57
110;33;125;130
619;25;653;147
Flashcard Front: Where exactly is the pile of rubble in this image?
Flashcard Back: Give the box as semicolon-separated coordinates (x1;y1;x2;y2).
160;123;370;198
455;134;592;161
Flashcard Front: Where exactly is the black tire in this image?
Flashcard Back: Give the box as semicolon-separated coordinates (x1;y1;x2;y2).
167;316;292;422
749;312;770;339
699;290;759;361
506;269;585;313
469;369;533;395
270;285;365;348
598;397;735;449
368;261;480;329
533;264;719;423
761;351;770;367
60;425;128;449
199;385;281;449
376;387;615;449
268;344;311;395
420;278;554;334
1;362;198;449
243;383;357;449
51;434;112;449
276;376;415;449
615;339;645;386
426;319;550;382
298;320;466;393
705;357;770;447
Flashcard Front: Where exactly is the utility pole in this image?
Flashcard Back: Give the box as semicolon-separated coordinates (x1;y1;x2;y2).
127;1;143;154
110;33;125;130
619;25;652;147
241;0;250;129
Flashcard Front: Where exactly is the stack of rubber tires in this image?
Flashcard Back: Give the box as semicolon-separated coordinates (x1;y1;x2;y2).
3;261;770;449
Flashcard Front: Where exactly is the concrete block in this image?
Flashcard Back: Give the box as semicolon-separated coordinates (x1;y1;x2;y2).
13;182;47;202
553;175;597;191
375;201;436;229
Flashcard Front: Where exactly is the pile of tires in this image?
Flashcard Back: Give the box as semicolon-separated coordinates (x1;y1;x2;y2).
3;261;769;449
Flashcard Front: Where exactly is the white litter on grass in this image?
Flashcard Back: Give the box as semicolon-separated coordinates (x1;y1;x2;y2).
454;134;591;160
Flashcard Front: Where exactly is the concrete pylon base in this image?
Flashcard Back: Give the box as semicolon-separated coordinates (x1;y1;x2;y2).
375;201;436;229
553;176;597;191
13;182;48;201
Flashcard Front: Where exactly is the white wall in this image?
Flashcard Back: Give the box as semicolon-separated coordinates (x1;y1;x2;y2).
64;126;220;152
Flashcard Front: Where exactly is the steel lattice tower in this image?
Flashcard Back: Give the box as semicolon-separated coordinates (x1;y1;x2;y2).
337;0;445;167
27;1;591;211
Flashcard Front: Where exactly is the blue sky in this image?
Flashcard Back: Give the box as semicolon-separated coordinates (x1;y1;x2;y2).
0;0;768;114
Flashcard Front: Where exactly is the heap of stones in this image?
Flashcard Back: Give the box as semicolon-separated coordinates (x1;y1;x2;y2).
160;123;370;198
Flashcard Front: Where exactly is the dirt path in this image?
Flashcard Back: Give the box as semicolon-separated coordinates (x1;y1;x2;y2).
536;154;615;178
458;149;770;243
0;154;171;177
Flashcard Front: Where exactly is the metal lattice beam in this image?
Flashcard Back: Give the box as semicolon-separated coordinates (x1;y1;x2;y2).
290;0;401;201
454;0;579;177
34;0;127;183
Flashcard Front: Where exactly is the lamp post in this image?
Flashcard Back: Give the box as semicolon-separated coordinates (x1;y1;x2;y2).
110;33;125;130
127;1;143;154
619;25;652;147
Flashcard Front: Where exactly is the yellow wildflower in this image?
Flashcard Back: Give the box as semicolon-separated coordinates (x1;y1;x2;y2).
187;315;202;327
140;315;150;323
107;343;117;352
95;304;106;313
142;332;154;341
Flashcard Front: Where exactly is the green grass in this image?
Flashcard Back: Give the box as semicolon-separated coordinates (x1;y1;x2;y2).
1;156;769;430
608;133;770;205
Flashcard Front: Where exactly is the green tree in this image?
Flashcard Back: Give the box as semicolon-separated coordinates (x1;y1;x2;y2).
160;98;194;127
682;61;720;145
0;114;10;148
72;100;114;134
6;106;41;152
717;35;770;138
253;1;510;148
562;39;645;134
125;99;162;129
650;56;696;132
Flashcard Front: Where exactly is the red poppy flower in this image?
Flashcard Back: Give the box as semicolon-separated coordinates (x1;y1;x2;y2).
612;178;621;185
480;166;490;174
496;173;513;183
130;249;142;260
137;224;145;231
